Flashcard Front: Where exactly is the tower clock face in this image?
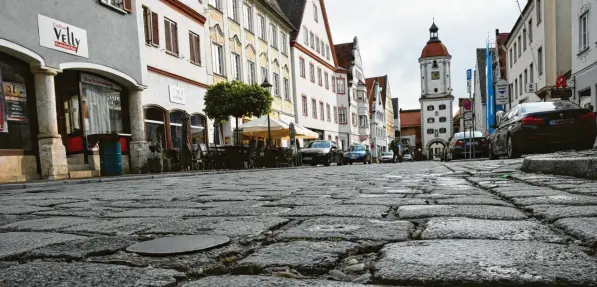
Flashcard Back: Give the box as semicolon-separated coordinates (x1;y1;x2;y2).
431;71;440;80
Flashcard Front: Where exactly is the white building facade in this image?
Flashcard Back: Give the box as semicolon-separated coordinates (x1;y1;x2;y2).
571;0;597;111
419;21;453;159
368;79;386;161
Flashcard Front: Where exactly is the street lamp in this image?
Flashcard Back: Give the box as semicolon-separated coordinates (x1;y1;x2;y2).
260;78;273;148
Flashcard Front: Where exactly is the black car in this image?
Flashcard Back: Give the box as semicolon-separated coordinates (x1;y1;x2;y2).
301;140;344;166
444;131;490;161
489;101;597;159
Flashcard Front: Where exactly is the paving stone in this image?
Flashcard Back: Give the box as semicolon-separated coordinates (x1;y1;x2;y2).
192;206;290;217
359;188;423;194
421;217;565;243
0;217;97;231
512;195;597;206
278;217;413;242
62;218;162;235
105;208;203;218
0;262;183;287
285;205;389;218
182;275;375;286
235;241;359;274
108;200;208;209
554;217;597;247
0;215;37;226
194;194;266;202
0;205;52;215
127;235;230;256
436;196;512;206
529;205;597;222
146;217;289;237
430;188;493;196
23;236;136;260
398;205;527;220
342;197;427;206
493;189;571;198
263;197;341;206
374;239;597;285
0;232;85;259
33;210;103;217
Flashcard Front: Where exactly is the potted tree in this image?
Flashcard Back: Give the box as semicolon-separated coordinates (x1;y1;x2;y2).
147;151;163;173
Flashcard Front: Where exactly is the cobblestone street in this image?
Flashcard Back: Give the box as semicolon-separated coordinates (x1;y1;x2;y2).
2;160;597;286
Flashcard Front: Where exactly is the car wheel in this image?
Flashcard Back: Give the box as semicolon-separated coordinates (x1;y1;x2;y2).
338;156;344;166
489;142;498;160
507;135;521;159
324;154;332;166
349;161;353;165
362;156;367;165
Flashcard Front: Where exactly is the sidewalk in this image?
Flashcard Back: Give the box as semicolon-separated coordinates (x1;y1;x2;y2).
521;149;597;180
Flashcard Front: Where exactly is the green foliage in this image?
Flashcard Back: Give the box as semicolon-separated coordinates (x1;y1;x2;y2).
203;81;273;121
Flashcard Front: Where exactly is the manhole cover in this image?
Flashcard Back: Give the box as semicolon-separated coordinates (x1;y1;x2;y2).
126;235;230;256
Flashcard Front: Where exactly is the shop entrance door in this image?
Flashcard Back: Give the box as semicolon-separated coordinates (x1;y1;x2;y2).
55;71;88;164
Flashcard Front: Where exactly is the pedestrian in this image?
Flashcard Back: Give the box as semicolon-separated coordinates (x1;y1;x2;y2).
390;139;400;162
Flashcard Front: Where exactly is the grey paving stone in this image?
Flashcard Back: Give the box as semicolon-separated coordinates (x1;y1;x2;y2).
421;217;566;243
195;194;266;202
398;205;527;220
0;205;51;215
34;210;103;217
285;205;389;218
359;188;423;194
192;206;291;217
62;218;162;235
530;205;597;222
23;236;136;260
263;197;341;206
235;241;359;273
342;197;426;206
107;200;207;209
554;217;597;247
145;217;289;237
493;189;571;198
512;195;597;206
105;208;203;218
0;262;182;287
430;188;493;196
278;217;413;242
0;215;37;226
374;239;597;286
0;217;97;231
182;275;375;286
0;232;85;259
436;196;512;206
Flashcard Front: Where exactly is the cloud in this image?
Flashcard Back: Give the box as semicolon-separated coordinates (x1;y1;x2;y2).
326;0;526;110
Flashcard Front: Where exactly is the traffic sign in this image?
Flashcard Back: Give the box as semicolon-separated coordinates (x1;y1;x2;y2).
464;119;473;128
466;69;472;81
463;99;472;110
464;112;473;120
495;79;509;105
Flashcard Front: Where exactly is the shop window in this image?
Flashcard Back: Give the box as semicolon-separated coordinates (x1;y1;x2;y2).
0;57;33;150
80;76;123;138
169;110;187;149
144;106;166;150
191;114;207;149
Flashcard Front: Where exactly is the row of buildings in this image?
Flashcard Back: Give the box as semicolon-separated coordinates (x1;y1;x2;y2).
470;0;596;133
0;0;399;182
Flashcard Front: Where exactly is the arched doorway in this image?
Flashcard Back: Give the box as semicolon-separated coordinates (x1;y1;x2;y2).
144;105;167;151
426;138;448;160
169;110;188;150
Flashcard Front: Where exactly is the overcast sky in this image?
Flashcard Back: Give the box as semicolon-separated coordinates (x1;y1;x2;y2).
326;0;526;111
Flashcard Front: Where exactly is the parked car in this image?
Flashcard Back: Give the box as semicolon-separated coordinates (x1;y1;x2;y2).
444;131;490;161
343;144;372;165
301;140;344;166
489;101;597;159
379;152;396;163
403;153;413;162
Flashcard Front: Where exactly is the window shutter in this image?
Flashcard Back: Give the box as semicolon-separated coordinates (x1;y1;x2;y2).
123;0;133;12
189;33;195;63
151;12;159;46
172;23;179;55
195;36;201;65
164;20;172;52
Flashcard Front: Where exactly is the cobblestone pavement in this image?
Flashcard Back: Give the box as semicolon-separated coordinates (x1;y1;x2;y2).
2;160;597;286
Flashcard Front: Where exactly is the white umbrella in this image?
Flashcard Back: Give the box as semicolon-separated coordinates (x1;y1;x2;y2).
240;115;289;134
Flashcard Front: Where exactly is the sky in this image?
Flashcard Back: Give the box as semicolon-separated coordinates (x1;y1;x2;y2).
325;0;526;111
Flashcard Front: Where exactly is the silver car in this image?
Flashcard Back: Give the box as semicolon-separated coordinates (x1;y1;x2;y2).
379;152;396;163
403;153;413;162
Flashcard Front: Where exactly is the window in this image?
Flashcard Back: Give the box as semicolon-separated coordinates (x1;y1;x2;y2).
243;4;253;32
312;99;317;118
325;45;330;60
310;32;314;49
514;43;517;63
280;32;288;54
270;24;277;48
519;74;522;96
261;66;268;83
189;32;201;65
509;83;513;100
309;64;315;82
359;115;367;128
537;47;543;75
143;7;159;46
427;118;435;123
524;69;528;89
228;0;239;21
313;3;318;22
302;95;308;115
326;104;331;122
427;129;434;135
101;0;132;11
324;72;329;89
299;58;305;78
164;18;178;55
247;60;256;84
536;0;541;23
439;117;447;123
528;19;533;42
579;12;589;51
432;60;438;68
431;71;440;80
514;78;518;98
439;128;447;134
352;113;357;126
257;14;266;40
303;27;308;44
209;0;222;10
230;53;241;80
320;102;325;120
337;78;345;94
321;42;325;55
523;29;527;51
272;73;280;96
190;114;208;147
509;48;513;67
212;43;224;75
517;36;521;56
81;79;124;143
317;68;322;86
339;108;347;123
427;105;434;111
529;63;534;84
284;78;290;101
333;107;338;123
439;104;446;110
331;76;336;92
315;36;320;53
353;88;357;101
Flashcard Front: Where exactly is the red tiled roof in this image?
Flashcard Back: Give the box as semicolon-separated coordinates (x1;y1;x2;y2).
420;41;450;59
365;76;388;114
334;43;353;70
366;78;376;114
400;109;421;127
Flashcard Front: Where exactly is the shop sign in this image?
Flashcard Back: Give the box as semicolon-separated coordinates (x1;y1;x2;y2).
0;70;7;133
81;73;121;91
169;85;185;104
38;15;89;58
3;82;28;122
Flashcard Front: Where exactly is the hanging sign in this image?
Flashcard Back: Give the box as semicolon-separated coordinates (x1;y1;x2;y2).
38;14;89;58
495;79;509;105
3;82;28;122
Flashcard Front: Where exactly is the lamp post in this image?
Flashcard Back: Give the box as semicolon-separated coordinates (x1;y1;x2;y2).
260;78;273;148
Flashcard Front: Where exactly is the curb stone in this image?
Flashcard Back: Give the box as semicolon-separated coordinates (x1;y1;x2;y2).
521;156;597;180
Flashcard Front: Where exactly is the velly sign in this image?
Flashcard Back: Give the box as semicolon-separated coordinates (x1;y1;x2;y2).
38;15;89;58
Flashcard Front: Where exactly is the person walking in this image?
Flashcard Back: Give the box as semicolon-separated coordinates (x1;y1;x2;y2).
390;138;401;163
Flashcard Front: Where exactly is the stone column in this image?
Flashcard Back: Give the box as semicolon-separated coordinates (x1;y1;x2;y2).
32;67;69;180
128;88;148;173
